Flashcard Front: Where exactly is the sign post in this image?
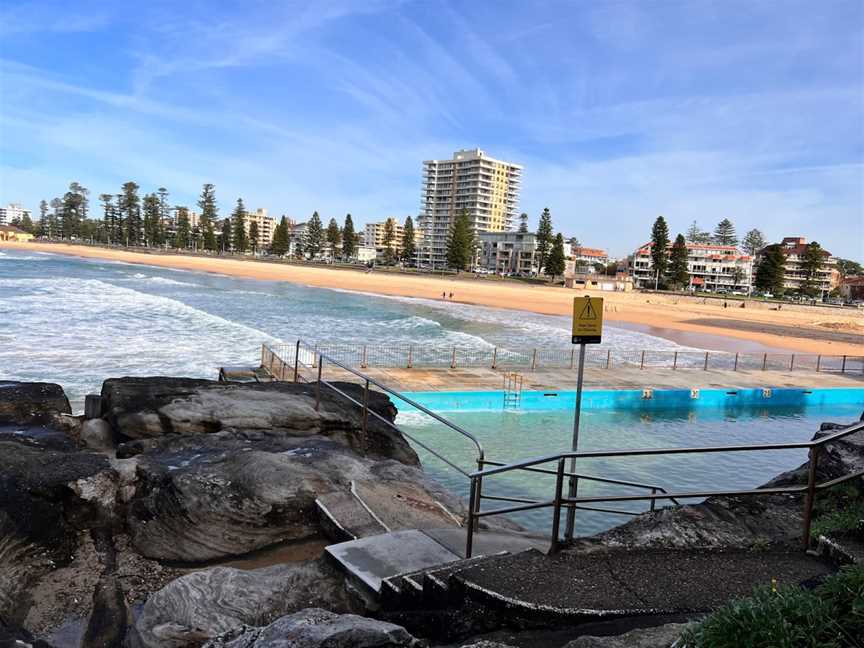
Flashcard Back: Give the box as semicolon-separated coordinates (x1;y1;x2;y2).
564;296;604;541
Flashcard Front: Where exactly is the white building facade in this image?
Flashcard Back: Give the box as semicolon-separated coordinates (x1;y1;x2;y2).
417;148;522;268
631;242;754;292
0;203;32;226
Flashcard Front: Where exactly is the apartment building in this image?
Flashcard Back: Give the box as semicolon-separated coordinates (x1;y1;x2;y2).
477;231;539;275
762;237;839;294
631;242;753;292
363;217;404;258
244;208;276;249
570;246;609;269
0;203;32;226
417;148;522;268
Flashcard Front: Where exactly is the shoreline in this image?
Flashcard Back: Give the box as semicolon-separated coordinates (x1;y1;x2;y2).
3;240;862;355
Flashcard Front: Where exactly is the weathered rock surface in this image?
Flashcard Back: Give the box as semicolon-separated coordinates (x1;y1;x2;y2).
0;380;71;426
203;608;421;648
135;562;349;648
101;377;417;465
80;418;115;451
564;623;687;648
593;425;864;549
81;575;130;648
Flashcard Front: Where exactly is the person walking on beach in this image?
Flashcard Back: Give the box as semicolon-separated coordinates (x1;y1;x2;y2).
449;292;454;300
442;291;446;300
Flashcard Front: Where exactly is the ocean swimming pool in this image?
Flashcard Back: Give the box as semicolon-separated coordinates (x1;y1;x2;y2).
395;388;864;536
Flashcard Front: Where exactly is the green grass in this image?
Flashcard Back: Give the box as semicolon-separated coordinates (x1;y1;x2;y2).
679;564;864;648
811;483;864;540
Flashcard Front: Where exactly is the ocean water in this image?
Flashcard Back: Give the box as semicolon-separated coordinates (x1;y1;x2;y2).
0;249;693;410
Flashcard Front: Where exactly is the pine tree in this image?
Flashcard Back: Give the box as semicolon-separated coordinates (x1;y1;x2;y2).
754;244;786;296
685;220;711;244
197;183;218;251
401;216;416;266
650;216;670;284
270;216;289;256
19;212;34;233
221;218;232;252
668;234;690;288
175;207;191;249
518;212;529;233
142;193;160;246
341;214;356;260
713;218;738;247
325;218;341;258
61;182;88;239
38;200;49;237
120;182;141;245
799;241;825;297
232;198;248;253
545;233;566;281
249;220;259;253
49;198;62;239
741;229;766;256
382;218;396;264
446;209;474;271
305;211;323;258
536;208;553;271
156;187;169;246
98;194;115;243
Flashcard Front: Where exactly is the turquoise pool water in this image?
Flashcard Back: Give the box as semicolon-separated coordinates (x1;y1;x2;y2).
394;388;864;537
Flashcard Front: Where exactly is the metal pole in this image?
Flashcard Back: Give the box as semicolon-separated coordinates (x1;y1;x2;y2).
549;458;566;554
570;347;575;370
361;379;370;442
565;343;587;540
451;346;457;369
293;340;300;383
802;446;819;550
640;350;645;370
762;352;768;371
842;355;847;373
703;351;709;371
474;459;484;532
816;355;821;372
314;356;323;411
606;349;611;369
672;351;677;370
650;487;657;511
790;354;795;371
465;477;477;558
361;345;368;369
407;345;413;369
733;352;739;372
491;346;497;369
531;348;537;371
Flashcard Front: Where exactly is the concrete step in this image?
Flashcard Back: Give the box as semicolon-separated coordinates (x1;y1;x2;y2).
316;490;387;542
424;526;550;558
325;529;461;595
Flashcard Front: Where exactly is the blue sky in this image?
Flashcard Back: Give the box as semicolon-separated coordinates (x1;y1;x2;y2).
1;0;862;259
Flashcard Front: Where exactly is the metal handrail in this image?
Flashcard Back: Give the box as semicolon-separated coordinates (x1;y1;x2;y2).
464;420;864;557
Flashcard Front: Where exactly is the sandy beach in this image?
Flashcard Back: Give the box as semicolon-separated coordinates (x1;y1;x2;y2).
3;241;862;355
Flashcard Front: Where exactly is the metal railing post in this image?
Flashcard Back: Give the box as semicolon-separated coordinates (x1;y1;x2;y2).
640;350;645;370
650;487;657;511
570;348;575;370
790;354;795;371
802;446;819;550
842;355;847;373
361;345;368;369
606;349;611;369
361;379;370;442
293;340;300;383
451;346;457;369
703;351;709;371
762;353;768;371
531;348;537;371
407;345;413;369
816;355;821;372
260;344;266;367
733;352;739;372
314;355;324;411
474;458;484;532
491;346;498;369
549;458;566;554
466;477;477;558
672;351;677;370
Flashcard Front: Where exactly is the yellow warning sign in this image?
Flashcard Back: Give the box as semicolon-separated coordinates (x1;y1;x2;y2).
572;296;603;344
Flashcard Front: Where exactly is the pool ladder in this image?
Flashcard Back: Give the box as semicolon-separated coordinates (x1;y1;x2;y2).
503;371;523;409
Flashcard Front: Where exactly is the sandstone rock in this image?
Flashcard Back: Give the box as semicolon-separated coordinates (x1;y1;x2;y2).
0;381;71;426
101;377;416;465
564;623;687;648
135;562;349;648
80;418;114;451
203;608;421;648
